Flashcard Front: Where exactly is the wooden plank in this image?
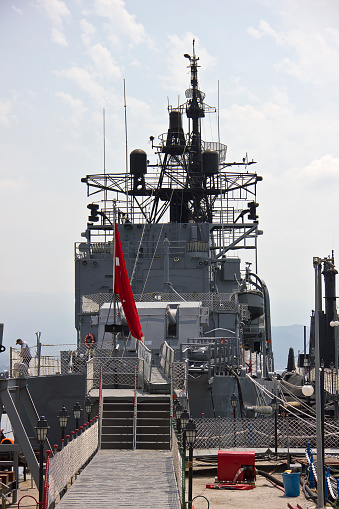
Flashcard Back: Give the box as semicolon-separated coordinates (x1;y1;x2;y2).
56;450;180;509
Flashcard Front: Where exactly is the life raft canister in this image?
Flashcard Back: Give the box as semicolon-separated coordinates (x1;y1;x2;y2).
85;333;95;349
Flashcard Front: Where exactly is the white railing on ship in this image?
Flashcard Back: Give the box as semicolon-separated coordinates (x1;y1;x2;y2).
47;419;99;508
159;341;174;378
137;341;152;382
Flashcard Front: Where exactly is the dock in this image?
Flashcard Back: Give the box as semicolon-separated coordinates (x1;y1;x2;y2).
55;450;180;509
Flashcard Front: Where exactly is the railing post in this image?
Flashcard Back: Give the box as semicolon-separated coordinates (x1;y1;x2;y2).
42;449;51;509
180;445;186;509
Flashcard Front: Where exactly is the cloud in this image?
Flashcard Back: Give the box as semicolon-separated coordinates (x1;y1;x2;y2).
89;44;122;80
51;27;68;46
55;67;107;104
80;18;96;46
93;0;150;47
247;5;339;88
0;177;26;191
0;100;14;126
12;5;23;15
294;154;339;190
55;92;88;124
35;0;71;46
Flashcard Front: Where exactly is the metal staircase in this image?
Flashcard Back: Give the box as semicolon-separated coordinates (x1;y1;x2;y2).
101;397;134;449
100;395;171;450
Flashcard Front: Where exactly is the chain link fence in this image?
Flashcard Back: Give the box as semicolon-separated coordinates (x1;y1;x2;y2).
172;425;184;506
86;355;144;393
10;344;81;377
194;416;339;450
81;292;238;314
48;420;99;507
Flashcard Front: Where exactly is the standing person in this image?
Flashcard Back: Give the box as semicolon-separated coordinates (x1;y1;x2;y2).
16;339;32;367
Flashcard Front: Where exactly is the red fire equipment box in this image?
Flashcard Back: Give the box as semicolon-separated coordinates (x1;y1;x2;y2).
217;451;256;483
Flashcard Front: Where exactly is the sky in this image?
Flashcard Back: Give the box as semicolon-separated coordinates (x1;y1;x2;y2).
1;0;339;364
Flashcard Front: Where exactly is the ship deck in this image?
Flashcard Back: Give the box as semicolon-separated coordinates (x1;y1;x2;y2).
54;449;180;509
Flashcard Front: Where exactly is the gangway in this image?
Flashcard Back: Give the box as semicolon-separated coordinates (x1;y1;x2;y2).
55;449;180;509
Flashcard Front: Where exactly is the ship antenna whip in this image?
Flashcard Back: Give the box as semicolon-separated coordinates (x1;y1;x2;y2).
103;108;107;198
217;80;220;145
217;79;224;249
124;79;129;219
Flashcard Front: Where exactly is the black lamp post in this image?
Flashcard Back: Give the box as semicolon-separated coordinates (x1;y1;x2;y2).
271;397;279;456
35;415;49;506
185;418;197;509
58;406;69;442
231;394;237;447
73;401;82;430
303;357;309;383
85;396;92;423
181;408;190;451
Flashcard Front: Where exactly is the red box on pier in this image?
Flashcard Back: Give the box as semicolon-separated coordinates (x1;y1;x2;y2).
217;451;256;483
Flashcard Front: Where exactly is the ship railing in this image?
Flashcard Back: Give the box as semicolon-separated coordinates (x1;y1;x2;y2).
137;340;152;383
159;341;174;378
86;354;144;392
193;415;339;450
81;292;238;314
46;417;99;508
10;344;80;378
300;366;339;397
172;419;185;507
159;341;187;393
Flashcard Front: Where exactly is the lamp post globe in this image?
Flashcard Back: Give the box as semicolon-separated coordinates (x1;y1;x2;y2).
85;396;92;423
73;401;82;430
175;403;183;433
180;409;190;431
35;415;49;443
231;393;237;410
185;418;197;447
57;406;69;441
302;384;314;398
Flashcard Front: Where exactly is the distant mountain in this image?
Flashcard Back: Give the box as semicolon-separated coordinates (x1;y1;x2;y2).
272;324;309;372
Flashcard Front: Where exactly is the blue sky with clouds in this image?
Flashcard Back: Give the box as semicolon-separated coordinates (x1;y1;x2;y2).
0;0;339;356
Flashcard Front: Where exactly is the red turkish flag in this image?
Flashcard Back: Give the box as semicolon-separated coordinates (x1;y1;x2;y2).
114;222;143;341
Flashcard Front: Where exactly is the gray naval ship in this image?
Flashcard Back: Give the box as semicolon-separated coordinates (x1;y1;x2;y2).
74;43;275;420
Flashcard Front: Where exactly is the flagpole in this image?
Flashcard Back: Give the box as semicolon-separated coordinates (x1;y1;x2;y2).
113;198;117;351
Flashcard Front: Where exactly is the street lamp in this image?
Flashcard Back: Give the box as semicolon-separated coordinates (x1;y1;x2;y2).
231;394;237;447
185;418;197;509
35;415;49;506
85;396;92;423
57;406;69;441
175;403;183;434
271;397;280;456
73;401;82;430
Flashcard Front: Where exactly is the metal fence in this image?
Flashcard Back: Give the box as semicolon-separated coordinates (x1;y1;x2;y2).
10;344;80;377
159;341;187;393
172;425;184;506
86;355;144;393
194;416;339;450
81;292;238;314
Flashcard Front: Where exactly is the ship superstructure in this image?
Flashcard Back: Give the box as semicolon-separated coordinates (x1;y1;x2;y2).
75;44;274;416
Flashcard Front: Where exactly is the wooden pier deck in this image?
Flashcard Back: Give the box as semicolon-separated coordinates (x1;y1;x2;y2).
55;449;180;509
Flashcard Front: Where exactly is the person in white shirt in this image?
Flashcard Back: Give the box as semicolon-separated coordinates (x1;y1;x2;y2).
16;339;32;367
